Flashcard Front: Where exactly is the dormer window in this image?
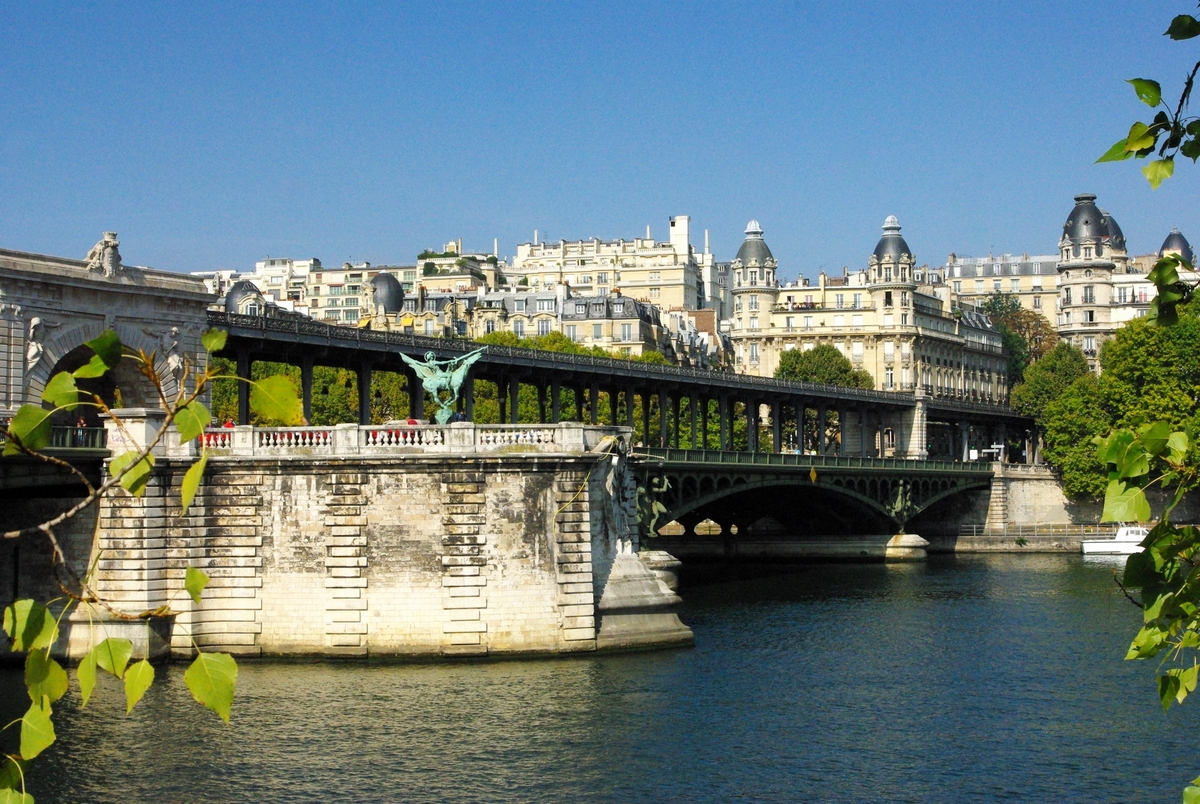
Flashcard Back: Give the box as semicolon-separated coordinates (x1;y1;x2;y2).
1083;247;1092;259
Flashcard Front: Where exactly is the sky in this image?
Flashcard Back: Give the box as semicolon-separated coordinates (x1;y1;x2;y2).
1;1;1196;284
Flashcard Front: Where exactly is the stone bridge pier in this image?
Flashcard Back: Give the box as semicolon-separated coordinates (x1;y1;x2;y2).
61;416;692;660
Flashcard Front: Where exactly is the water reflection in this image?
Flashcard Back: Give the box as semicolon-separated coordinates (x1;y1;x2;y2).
1;554;1192;803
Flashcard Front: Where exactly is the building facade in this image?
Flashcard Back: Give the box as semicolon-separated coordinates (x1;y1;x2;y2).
727;218;1008;402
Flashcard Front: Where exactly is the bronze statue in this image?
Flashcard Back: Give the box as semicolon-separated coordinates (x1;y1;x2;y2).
398;347;487;425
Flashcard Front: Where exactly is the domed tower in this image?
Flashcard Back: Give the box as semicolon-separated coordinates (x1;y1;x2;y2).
1101;209;1130;272
1160;227;1194;264
1057;193;1119;370
369;271;405;319
224;280;267;316
729;220;779;370
867;216;917;314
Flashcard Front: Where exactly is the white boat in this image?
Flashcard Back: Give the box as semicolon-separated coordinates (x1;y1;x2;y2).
1081;525;1150;555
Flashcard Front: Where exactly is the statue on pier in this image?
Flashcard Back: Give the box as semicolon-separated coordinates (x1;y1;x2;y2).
398;347;487;424
84;232;122;277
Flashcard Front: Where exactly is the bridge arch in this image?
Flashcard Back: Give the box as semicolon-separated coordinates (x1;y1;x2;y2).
659;477;899;532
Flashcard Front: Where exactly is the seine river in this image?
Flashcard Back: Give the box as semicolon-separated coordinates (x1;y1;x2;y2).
3;554;1196;803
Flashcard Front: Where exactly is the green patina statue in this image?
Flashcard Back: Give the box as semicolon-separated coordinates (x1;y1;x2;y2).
398;346;487;425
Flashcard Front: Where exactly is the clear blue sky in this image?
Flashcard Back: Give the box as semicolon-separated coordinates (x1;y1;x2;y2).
2;1;1195;283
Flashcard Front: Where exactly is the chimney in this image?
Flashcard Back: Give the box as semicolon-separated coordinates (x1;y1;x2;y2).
646;224;651;240
534;229;539;245
704;228;710;255
493;238;499;257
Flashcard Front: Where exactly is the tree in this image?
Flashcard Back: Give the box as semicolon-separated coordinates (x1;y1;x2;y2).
1010;342;1090;424
978;292;1057;384
775;344;874;389
1041;373;1110;499
2;328;304;801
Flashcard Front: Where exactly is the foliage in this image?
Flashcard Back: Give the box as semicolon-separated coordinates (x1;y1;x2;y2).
1010;342;1091;423
417;250;458;260
1041;373;1110;498
774;344;874;389
1;328;303;800
978;292;1058;384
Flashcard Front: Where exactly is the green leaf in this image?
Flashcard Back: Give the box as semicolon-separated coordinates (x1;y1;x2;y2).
1143;158;1175;189
1126;121;1156;152
185;566;210;605
76;648;97;707
93;637;132;680
175;401;211;443
1102;480;1152;523
2;406;53;456
0;755;29;793
0;788;33;804
124;659;155;713
71;354;109;379
24;650;67;705
40;372;80;411
3;601;59;652
84;330;122;369
1116;441;1150;478
1159;672;1180;711
1184;784;1200;804
1127;78;1162;107
1181;136;1200;162
1166;14;1200;40
185;651;238;723
1176;664;1198;704
1168;431;1189;462
249;375;304;425
19;698;54;760
201;328;227;353
180;454;208;517
108;451;155;497
1096;136;1136;163
1140;422;1171;457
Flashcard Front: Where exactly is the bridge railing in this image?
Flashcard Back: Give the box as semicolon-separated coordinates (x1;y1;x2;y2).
639;447;993;473
0;425;108;451
199;422;621;457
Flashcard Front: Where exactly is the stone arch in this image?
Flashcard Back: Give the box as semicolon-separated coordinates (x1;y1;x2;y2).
658;477;897;527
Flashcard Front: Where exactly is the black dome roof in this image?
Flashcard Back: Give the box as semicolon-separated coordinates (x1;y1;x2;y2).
1101;209;1126;251
1160;227;1194;263
1063;194;1109;243
371;272;405;314
873;215;912;262
735;220;774;267
224;280;262;314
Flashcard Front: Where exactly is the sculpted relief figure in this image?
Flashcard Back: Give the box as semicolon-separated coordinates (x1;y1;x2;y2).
25;316;60;378
146;326;183;381
84;232;122;277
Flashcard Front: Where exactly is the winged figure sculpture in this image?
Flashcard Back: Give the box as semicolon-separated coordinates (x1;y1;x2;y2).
398;346;487;424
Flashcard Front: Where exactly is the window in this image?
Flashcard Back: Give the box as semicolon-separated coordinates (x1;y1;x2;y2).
884;341;895;359
1010;278;1020;292
1033;296;1042;310
648;272;661;282
597;272;609;284
975;279;984;293
1083;285;1095;304
803;315;813;330
613;302;624;314
884;267;892;281
565;325;577;341
993;280;1001;291
853;293;863;308
852;314;863;328
424;300;437;312
424;319;435;334
883;314;894;327
537;299;555;312
1084;335;1095;353
1084;310;1095;323
513;320;525;337
1063;311;1072;324
515;299;526;312
538;319;552;336
750;271;758;285
311;299;319;308
329;285;346;295
749;343;759;363
344;297;359;307
1116;286;1129;304
885;366;894;389
748;295;759;310
310;286;321;296
884;291;893;307
852;341;863;359
346;285;360;294
749;316;759;330
901;292;908;307
593;324;603;339
833;315;845;327
785;316;794;329
621;323;632;341
486;319;496;334
649;287;660;298
326;298;340;307
1063;288;1072;305
577;275;592;285
835;294;845;309
345;310;358;321
992;264;1001;276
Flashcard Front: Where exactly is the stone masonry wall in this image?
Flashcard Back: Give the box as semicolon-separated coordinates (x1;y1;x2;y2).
86;452;641;659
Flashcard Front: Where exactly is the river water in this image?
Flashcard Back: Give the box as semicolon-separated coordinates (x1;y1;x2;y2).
2;554;1195;803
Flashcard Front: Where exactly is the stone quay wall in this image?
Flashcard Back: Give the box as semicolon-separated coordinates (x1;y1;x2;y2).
80;420;691;660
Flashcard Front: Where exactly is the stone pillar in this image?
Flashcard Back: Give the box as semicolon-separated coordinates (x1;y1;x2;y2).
551;379;561;424
719;396;729;451
301;357;314;424
357;361;372;426
658;389;668;447
590;382;600;425
575;386;584;423
537;384;547;423
408;371;424;420
497;377;508;424
625;388;635;430
859;409;868;457
509;376;520;424
961;423;970;462
464;373;475;421
895;396;928;459
690;395;699;450
771;400;782;454
609;387;618;425
817;405;827;456
748;400;758;453
236;349;251;425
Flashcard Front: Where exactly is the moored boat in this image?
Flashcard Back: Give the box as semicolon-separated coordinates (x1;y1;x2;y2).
1081;525;1150;555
